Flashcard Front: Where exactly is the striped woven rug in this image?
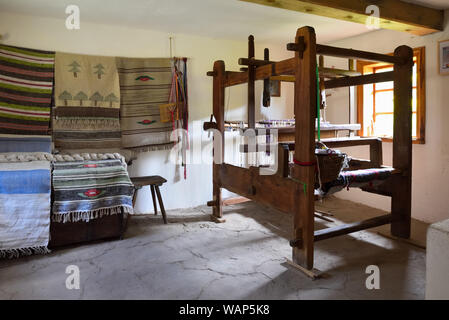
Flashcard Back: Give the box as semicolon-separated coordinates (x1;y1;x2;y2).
52;158;134;223
116;57;173;151
0;44;55;135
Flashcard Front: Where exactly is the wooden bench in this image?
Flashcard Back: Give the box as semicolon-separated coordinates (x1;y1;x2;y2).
131;175;168;224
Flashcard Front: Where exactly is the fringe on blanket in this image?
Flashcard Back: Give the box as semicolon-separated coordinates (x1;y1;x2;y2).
51;205;133;223
0;246;51;259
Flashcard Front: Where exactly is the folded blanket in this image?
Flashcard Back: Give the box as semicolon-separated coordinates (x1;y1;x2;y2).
0;44;55;135
0;134;51;153
0;160;51;258
116;57;173;151
53;52;121;149
52;158;134;223
321;168;395;195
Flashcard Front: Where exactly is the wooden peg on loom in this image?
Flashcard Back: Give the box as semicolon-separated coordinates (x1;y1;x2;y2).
263;48;271;107
286;37;306;58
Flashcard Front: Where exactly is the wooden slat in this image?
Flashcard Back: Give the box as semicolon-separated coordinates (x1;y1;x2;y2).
272;67;361;82
223;196;251;206
314;214;393;242
225;62;387;88
317;45;402;64
224;57;296;87
239;144;278;153
320;67;361;78
290;214;393;247
320;137;382;147
324;71;394;89
240;0;444;36
219;164;297;214
270;75;295;82
239;57;274;66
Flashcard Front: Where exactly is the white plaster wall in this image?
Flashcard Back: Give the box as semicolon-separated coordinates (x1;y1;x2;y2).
325;13;449;223
426;219;449;299
0;11;251;213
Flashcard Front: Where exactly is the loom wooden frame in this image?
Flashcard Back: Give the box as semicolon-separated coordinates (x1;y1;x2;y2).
204;26;413;272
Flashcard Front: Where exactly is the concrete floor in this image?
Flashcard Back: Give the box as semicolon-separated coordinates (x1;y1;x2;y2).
0;196;426;299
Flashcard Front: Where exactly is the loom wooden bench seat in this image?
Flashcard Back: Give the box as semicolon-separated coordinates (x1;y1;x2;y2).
131;175;168;224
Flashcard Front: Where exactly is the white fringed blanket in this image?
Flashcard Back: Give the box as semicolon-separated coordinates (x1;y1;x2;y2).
0;160;51;258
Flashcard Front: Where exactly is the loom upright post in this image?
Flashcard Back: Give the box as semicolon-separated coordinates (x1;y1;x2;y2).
247;35;255;129
212;60;226;222
291;27;317;270
391;46;413;238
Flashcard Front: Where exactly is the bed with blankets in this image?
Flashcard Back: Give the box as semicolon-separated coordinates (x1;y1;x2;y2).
0;137;135;258
50;153;135;248
0;43;188;258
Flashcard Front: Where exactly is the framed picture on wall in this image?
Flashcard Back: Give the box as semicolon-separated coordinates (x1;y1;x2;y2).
270;80;281;97
438;39;449;75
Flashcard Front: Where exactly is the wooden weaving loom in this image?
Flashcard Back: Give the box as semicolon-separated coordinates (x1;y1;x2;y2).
203;26;413;276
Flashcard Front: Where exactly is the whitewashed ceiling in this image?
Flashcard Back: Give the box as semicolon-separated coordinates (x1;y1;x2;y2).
0;0;447;45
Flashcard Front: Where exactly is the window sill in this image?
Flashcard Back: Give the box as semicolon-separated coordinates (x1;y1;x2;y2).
364;136;425;144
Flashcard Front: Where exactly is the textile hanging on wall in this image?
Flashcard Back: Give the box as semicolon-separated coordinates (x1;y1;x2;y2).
0;134;52;153
172;57;189;179
52;157;134;223
0;44;54;135
0;160;51;258
53;52;121;149
116;57;173;151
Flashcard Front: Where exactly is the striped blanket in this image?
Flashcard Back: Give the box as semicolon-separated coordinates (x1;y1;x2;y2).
52;158;134;223
0;134;52;153
0;44;54;135
0;160;51;258
116;57;173;151
53;52;121;149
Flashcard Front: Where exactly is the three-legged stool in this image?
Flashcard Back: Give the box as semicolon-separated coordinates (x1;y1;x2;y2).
130;176;168;224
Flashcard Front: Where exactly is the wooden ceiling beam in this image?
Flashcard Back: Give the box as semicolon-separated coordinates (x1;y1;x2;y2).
240;0;444;35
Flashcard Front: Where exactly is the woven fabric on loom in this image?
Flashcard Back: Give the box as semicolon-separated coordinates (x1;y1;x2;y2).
53;52;121;149
52;158;134;223
0;44;54;135
116;57;173;151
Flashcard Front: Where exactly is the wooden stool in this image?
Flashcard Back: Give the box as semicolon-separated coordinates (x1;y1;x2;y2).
131;176;168;224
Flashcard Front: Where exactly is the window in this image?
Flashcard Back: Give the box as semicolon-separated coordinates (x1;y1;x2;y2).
357;47;426;144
